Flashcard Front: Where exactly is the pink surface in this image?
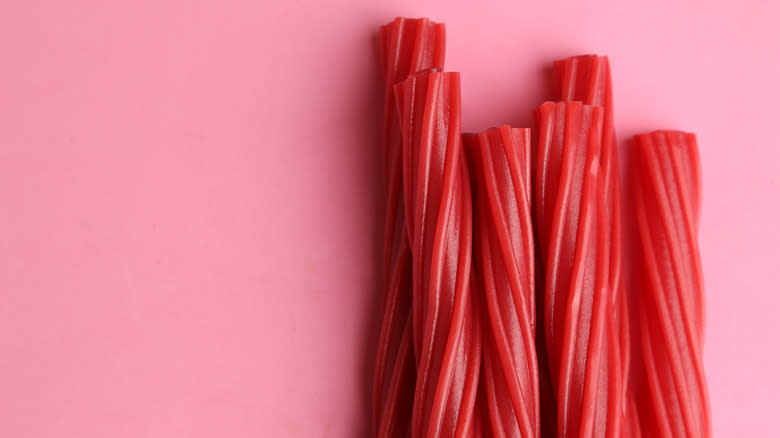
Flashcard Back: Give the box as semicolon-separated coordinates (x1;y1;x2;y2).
1;1;778;436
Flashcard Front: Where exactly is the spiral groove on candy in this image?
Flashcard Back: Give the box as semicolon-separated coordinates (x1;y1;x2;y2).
630;131;710;438
465;127;539;438
373;18;446;438
395;71;481;438
534;101;621;438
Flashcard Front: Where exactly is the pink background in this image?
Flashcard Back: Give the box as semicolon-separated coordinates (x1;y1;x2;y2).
1;0;778;436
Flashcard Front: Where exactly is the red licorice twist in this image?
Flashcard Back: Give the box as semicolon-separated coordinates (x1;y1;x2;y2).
630;131;710;437
373;17;445;438
552;55;637;436
534;101;621;437
395;71;481;438
465;127;539;438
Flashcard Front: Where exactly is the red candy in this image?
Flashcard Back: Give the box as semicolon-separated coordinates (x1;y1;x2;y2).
534;101;621;437
465;127;539;438
373;17;445;438
371;17;711;438
552;55;639;437
630;131;710;437
395;71;481;438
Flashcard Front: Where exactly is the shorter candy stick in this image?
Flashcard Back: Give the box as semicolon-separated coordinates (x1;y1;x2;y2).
534;101;622;437
465;127;538;438
630;131;710;438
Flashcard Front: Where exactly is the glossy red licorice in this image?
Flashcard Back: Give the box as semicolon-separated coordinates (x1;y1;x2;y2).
373;18;710;438
630;131;710;438
534;101;621;438
395;71;481;438
552;55;638;437
552;55;621;346
465;127;539;438
373;17;446;438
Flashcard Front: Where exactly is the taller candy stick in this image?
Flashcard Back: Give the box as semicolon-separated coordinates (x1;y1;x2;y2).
374;17;445;438
395;71;481;438
552;55;637;436
552;56;621;339
630;131;710;437
534;101;622;437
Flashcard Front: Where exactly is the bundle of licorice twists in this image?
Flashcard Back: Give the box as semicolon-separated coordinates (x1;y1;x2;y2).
372;17;710;438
